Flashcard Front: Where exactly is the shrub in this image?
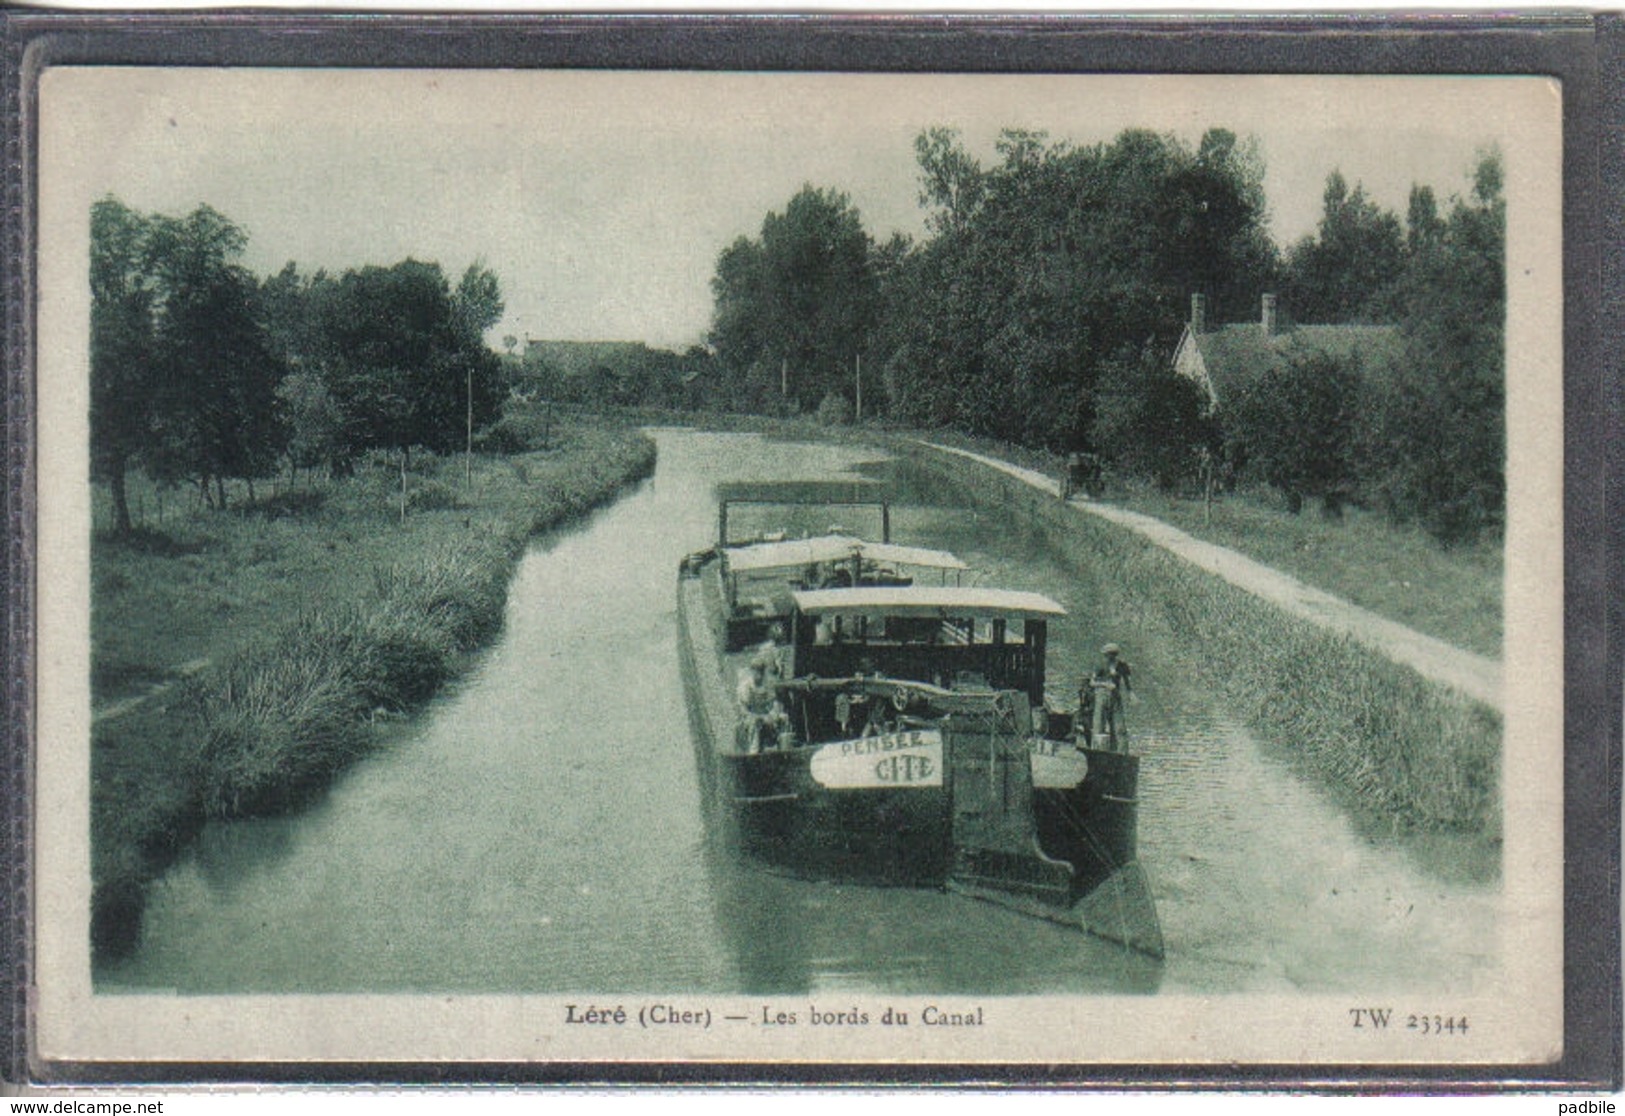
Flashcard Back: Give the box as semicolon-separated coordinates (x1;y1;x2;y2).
816;392;853;426
475;409;552;454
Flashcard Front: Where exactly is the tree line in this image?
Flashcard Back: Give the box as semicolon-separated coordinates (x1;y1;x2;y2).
704;129;1505;544
91;196;506;535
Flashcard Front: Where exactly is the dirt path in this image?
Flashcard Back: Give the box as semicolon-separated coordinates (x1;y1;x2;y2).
93;658;210;725
923;442;1502;712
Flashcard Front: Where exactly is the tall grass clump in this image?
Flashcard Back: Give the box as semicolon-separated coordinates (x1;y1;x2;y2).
516;435;657;535
194;617;373;818
1149;547;1501;832
911;445;1502;836
373;536;511;651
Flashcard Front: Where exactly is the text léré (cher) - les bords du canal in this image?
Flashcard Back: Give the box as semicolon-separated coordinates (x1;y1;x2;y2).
565;1002;985;1028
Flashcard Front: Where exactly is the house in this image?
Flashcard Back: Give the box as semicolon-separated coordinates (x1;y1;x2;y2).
1171;293;1403;413
522;338;647;380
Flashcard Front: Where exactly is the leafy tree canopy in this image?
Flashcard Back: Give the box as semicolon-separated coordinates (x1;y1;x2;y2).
709;186;877;414
878;125;1277;450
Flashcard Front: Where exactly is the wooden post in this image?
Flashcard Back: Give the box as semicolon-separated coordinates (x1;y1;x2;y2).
1200;447;1215;526
1027;620;1047;708
854;354;862;422
466;365;474;490
399;447;408;524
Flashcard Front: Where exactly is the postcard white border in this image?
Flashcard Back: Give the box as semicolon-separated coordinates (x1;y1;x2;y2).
32;67;1564;1068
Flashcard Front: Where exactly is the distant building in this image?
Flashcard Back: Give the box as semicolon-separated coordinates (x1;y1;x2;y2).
522;338;647;379
1171;293;1403;413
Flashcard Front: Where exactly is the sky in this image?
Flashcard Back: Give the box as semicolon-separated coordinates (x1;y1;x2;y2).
45;69;1552;351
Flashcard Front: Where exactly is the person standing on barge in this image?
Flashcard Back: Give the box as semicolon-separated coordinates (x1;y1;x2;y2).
736;644;789;752
1091;642;1132;743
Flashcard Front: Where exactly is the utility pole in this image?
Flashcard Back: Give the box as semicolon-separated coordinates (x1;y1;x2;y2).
781;356;788;398
854;353;862;422
465;365;474;490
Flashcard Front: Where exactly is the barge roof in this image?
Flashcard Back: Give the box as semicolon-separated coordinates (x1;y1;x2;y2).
715;480;884;506
725;535;967;574
790;586;1066;619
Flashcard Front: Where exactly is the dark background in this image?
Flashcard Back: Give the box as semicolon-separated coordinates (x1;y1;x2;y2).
0;10;1617;1092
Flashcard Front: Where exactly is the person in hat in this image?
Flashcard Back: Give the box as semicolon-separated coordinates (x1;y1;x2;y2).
1082;642;1133;745
736;643;788;752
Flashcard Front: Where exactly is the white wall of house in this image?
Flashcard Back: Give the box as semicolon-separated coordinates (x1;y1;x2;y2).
1171;324;1215;409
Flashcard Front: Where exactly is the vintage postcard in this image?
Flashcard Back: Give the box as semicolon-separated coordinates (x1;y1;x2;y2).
30;60;1565;1073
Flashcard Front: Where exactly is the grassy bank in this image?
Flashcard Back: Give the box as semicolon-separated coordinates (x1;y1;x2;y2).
92;423;656;959
907;444;1502;841
1103;480;1503;660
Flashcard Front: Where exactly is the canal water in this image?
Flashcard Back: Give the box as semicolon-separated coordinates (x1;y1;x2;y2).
99;431;1497;996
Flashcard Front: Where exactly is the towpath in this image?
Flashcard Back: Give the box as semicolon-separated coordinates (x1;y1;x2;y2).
93;657;210;725
922;442;1502;712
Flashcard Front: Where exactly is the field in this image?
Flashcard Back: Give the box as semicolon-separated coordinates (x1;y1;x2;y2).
1102;480;1503;660
92;421;657;958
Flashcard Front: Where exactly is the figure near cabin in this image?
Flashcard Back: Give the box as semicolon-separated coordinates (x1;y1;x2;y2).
1079;642;1133;747
736;642;789;752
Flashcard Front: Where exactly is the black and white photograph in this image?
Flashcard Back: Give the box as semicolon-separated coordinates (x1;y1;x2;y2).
27;55;1571;1071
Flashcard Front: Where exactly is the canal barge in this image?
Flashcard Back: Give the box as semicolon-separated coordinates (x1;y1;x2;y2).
676;482;1163;958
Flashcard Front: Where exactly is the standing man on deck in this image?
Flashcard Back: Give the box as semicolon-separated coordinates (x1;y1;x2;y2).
737;645;788;752
1085;642;1133;745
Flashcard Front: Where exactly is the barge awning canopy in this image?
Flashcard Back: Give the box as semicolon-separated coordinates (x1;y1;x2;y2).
725;535;967;574
791;586;1065;619
715;480;884;506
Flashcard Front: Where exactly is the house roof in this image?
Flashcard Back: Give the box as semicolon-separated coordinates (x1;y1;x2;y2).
1190;323;1404;408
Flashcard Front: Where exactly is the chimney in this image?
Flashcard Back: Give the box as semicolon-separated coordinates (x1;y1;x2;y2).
1190;293;1207;335
1261;292;1278;337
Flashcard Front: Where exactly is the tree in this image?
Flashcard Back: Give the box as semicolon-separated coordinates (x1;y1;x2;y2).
275;369;343;482
90;196;157;534
454;261;505;340
1361;151;1505;543
1405;184;1445;255
141;205;286;508
1282;171;1405;323
92;199;287;518
1090;344;1215;490
316;259;504;460
1228;351;1362;516
708;186;877;414
875;126;1277;454
708;235;772;411
915;126;986;236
